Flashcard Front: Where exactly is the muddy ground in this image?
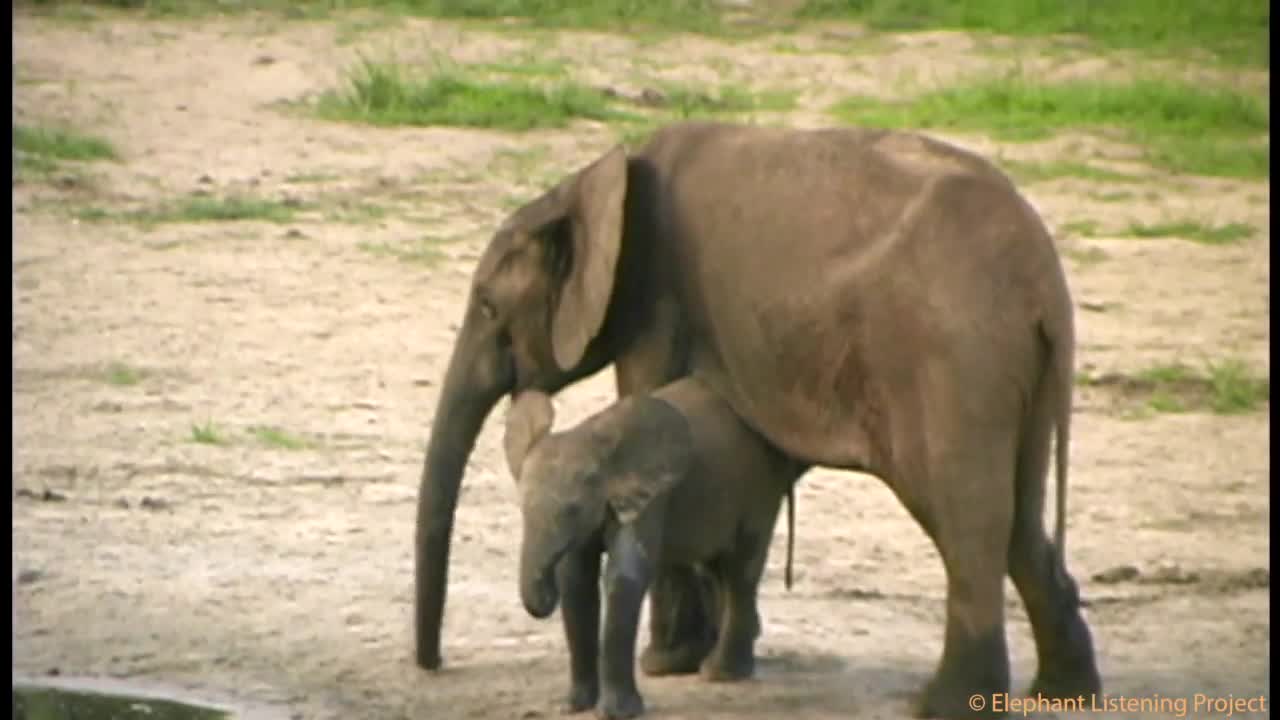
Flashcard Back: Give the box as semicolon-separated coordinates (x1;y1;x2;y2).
12;8;1270;720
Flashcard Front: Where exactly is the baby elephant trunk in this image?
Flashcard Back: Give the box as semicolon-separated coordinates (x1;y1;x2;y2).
519;526;564;619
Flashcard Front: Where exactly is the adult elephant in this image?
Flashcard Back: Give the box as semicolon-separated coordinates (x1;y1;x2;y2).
414;121;1101;718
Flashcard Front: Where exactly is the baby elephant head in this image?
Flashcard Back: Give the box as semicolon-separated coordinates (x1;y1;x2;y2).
503;390;695;619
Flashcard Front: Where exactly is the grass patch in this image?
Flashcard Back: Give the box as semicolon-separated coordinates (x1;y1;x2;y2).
77;196;299;226
999;159;1138;184
1125;220;1255;245
102;362;144;386
833;75;1268;179
251;425;311;450
1060;220;1100;237
473;58;569;79
658;82;797;117
14;124;117;181
315;57;627;130
358;237;450;266
797;0;1270;68
190;420;228;446
284;171;340;184
15;125;117;162
1079;360;1269;415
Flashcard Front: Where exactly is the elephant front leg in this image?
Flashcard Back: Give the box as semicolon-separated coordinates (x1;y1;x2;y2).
599;527;653;719
556;548;603;713
614;341;718;678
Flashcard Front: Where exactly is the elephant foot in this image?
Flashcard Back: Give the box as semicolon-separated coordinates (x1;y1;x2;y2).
698;648;755;683
563;683;600;715
639;639;713;677
1028;661;1102;703
913;630;1010;719
596;689;645;720
913;678;1002;720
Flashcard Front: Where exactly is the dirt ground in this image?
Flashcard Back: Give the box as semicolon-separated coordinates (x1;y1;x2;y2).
12;9;1270;720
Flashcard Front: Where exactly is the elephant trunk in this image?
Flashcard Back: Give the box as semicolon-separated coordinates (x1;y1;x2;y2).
414;333;508;669
519;534;563;620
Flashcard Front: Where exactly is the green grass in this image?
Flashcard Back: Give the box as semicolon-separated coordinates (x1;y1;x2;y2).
1060;220;1100;237
251;425;311;450
315;57;627;130
76;196;299;226
659;82;797;117
1206;358;1271;414
15;125;117;161
798;0;1270;68
102;362;144;386
358;238;449;266
1125;220;1256;245
473;58;569;79
22;0;728;32
14;124;118;181
1079;359;1269;415
833;75;1269;178
999;158;1139;184
190;420;228;446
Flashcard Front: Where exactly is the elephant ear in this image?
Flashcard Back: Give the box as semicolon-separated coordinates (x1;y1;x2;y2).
503;391;556;478
551;146;628;371
601;398;695;526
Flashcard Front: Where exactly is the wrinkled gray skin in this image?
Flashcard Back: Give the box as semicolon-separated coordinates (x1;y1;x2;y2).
504;379;807;719
414;121;1101;718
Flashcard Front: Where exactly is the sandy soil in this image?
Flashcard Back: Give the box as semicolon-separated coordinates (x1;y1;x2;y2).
12;9;1270;720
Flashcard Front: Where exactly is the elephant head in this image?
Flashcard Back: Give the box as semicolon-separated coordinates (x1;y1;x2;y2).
415;146;630;668
502;390;694;619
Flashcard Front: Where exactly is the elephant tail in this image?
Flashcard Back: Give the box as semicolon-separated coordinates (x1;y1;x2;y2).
1049;307;1075;584
784;481;795;591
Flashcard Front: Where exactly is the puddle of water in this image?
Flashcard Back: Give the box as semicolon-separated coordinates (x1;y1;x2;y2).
13;682;234;720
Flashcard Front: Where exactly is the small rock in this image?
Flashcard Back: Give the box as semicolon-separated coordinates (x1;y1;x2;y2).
197;174;214;185
252;54;277;66
1092;565;1140;584
283;228;307;240
176;104;187;112
637;87;668;107
412;378;434;387
1080;301;1110;313
114;498;131;509
35;488;68;503
47;667;61;677
17;569;44;585
1144;563;1199;585
520;711;544;719
139;496;172;511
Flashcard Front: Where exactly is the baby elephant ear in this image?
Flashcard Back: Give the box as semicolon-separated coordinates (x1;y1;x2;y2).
504;391;556;478
603;398;695;525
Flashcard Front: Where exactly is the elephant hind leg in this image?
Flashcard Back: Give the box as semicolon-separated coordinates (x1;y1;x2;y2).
1008;396;1102;700
893;449;1015;719
639;566;718;676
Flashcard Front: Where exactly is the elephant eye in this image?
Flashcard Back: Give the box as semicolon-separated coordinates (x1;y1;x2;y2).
476;295;497;321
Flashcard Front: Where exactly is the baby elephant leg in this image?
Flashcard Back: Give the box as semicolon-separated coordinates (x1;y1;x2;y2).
701;535;770;682
556;549;602;713
599;526;654;720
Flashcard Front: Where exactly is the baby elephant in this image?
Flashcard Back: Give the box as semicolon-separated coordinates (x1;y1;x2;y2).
503;377;807;719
